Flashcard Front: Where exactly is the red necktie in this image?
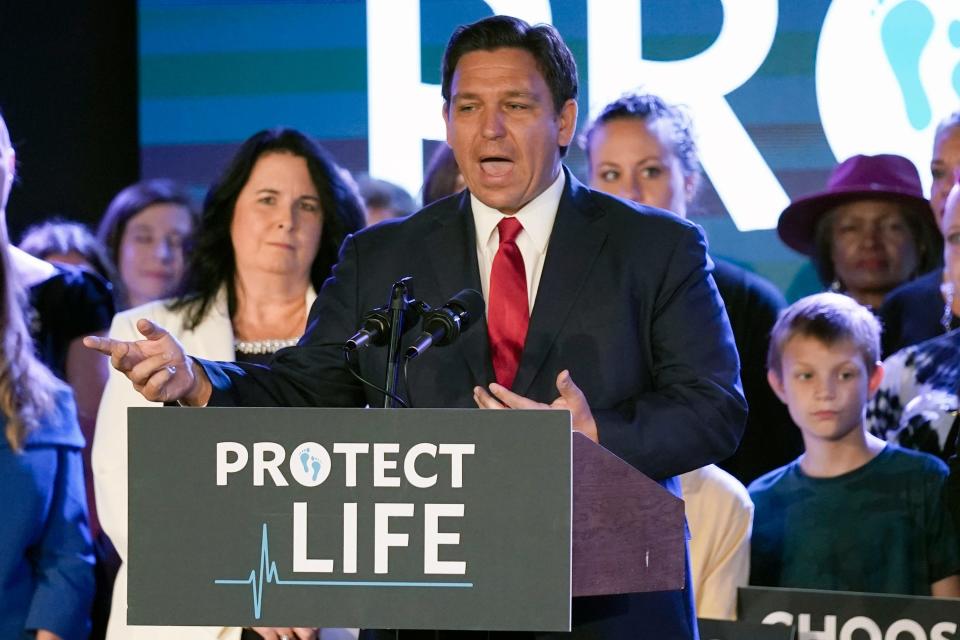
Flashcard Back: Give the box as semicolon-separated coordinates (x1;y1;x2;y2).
487;217;529;389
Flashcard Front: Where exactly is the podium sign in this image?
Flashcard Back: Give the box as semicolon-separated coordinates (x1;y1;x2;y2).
738;586;960;639
699;618;796;640
127;407;572;631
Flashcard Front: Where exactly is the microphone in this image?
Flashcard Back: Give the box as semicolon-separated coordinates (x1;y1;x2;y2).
344;277;429;351
345;302;429;350
344;306;393;350
405;289;485;360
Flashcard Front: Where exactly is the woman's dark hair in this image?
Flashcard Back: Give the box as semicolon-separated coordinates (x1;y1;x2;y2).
19;218;117;284
422;144;464;205
96;178;198;308
169;127;366;330
440;15;578;155
811;200;944;287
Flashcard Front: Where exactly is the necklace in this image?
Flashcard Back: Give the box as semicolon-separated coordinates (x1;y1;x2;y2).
234;336;300;354
941;281;956;334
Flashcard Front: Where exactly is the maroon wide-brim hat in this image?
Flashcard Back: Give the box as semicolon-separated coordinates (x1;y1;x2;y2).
777;153;934;255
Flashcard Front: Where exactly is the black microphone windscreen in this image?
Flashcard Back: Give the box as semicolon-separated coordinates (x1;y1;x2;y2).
449;288;485;324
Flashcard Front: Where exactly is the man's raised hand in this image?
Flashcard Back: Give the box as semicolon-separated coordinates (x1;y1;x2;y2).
83;319;211;406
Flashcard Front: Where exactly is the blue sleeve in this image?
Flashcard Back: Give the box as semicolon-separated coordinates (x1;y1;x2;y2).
24;446;95;640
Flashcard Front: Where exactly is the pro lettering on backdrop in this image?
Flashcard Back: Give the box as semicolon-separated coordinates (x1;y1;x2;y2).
126;407;572;631
738;586;960;640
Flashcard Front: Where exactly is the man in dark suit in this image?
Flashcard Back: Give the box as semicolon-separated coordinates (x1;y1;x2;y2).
87;15;745;639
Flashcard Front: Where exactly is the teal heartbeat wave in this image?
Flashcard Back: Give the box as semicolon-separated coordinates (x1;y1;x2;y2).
214;523;474;619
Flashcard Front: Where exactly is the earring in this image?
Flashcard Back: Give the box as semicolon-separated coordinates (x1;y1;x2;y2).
829;279;844;293
941;280;955;334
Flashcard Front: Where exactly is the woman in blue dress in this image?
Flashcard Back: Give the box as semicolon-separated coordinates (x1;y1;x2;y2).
0;114;95;639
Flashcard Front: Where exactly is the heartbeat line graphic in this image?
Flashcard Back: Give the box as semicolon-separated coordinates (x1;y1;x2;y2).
214;523;474;619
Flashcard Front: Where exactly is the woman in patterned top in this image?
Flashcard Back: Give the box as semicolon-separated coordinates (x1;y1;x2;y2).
868;177;960;458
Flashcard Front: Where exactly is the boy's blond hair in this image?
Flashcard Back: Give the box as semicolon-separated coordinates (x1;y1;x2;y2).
767;292;881;377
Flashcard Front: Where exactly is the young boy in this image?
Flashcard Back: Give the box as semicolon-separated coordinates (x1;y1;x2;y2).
749;292;960;597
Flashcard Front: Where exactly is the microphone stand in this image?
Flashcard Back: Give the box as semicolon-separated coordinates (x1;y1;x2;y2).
383;277;415;408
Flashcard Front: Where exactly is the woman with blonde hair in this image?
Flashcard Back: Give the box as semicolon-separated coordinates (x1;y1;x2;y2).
0;113;95;640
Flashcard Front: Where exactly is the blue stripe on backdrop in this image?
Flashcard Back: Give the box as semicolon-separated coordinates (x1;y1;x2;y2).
139;1;366;55
778;0;834;30
140;92;369;145
141;139;369;187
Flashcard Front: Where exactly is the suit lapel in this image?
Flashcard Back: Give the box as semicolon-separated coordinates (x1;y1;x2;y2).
512;173;607;397
422;192;491;386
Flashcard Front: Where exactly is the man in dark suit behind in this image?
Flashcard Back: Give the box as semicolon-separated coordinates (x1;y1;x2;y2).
87;15;746;640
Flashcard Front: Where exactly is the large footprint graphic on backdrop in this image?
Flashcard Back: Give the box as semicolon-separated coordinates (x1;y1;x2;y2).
952;19;960;97
878;0;960;131
880;0;936;130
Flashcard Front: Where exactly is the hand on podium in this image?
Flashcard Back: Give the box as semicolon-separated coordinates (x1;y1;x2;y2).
83;319;212;406
473;369;599;443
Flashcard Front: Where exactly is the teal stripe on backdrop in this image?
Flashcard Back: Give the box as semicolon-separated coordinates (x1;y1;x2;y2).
721;78;819;125
699;220;822;302
140;49;367;98
754;32;822;76
140;92;368;145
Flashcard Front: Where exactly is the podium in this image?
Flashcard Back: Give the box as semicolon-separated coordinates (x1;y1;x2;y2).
127;407;685;632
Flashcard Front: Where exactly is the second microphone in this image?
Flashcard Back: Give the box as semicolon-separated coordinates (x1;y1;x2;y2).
405;289;485;360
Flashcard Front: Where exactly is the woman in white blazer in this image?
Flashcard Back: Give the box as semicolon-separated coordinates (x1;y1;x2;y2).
92;128;366;640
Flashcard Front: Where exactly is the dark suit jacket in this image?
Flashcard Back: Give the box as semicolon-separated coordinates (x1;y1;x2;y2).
712;259;802;485
201;169;747;639
879;269;959;358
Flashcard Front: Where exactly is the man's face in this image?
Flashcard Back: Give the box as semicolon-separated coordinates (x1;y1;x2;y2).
443;47;577;214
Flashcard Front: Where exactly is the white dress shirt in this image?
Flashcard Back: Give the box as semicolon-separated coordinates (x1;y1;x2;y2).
471;169;565;312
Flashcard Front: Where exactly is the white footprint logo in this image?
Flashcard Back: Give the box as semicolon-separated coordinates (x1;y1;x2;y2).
289;442;330;486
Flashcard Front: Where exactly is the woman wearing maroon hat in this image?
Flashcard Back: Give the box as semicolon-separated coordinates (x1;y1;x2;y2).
777;154;941;308
777;154;942;310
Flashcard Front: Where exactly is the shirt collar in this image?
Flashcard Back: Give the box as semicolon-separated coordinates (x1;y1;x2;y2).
471;168;566;253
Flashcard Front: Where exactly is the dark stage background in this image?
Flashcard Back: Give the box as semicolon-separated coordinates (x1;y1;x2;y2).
0;1;138;241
